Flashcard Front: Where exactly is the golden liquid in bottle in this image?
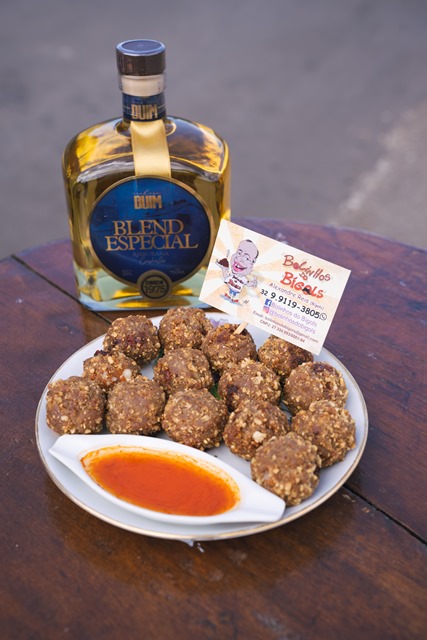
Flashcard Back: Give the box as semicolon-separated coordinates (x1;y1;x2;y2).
63;117;230;310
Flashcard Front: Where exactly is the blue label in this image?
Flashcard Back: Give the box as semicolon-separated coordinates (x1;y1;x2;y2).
122;93;166;121
90;177;212;295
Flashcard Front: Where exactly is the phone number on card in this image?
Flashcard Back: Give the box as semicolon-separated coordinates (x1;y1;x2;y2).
260;289;328;320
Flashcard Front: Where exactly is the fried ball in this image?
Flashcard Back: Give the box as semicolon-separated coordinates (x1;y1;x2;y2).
162;389;228;450
223;399;290;460
291;400;356;467
102;315;160;366
153;348;213;395
251;433;321;506
158;307;213;351
201;323;257;374
106;376;165;435
46;376;105;434
217;358;281;410
82;350;140;390
283;361;348;415
258;335;313;381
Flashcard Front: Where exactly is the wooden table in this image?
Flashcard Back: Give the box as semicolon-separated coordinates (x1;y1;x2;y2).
1;219;426;639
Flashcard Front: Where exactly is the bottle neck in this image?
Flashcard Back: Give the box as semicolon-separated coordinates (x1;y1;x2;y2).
119;73;167;122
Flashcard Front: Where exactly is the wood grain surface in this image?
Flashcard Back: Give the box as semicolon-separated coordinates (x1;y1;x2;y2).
2;220;426;640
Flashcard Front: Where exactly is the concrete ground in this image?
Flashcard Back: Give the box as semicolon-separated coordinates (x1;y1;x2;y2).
1;0;427;259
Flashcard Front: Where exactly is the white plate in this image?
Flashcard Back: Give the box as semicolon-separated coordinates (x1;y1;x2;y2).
36;312;368;541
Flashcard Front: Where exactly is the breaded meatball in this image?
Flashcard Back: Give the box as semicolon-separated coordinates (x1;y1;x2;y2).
158;307;213;351
251;433;321;506
162;389;228;450
46;376;105;434
258;335;313;381
291;400;356;467
223;399;290;460
153;348;213;395
217;358;281;410
201;323;257;374
106;376;165;435
83;350;140;390
102;315;160;366
283;361;348;415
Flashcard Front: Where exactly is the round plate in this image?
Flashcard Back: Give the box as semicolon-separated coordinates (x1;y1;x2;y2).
35;312;368;541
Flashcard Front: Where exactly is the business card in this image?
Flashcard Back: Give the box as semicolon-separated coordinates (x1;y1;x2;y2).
199;220;351;354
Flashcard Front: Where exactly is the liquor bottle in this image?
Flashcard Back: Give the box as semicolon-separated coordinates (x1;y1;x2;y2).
62;39;230;310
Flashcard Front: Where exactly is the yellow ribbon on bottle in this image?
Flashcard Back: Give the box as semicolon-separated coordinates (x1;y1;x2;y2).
130;119;171;178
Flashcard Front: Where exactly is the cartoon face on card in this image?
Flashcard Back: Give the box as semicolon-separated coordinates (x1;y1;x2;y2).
216;238;259;305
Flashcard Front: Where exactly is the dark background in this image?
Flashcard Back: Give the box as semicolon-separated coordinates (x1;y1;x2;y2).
1;0;427;258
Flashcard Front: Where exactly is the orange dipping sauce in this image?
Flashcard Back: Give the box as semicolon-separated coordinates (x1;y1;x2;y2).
81;446;239;517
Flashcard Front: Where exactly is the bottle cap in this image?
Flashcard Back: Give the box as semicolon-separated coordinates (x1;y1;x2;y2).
116;40;166;76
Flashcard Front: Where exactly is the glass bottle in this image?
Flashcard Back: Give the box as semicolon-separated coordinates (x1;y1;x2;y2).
62;39;230;310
